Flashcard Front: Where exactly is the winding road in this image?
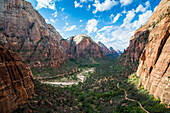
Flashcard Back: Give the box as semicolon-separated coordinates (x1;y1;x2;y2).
117;83;149;113
42;68;94;86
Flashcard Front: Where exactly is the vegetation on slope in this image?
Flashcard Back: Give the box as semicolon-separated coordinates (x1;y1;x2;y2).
31;57;100;77
15;56;170;113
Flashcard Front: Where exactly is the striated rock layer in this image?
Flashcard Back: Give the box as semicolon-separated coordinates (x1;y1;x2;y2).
137;0;170;105
61;34;111;58
0;0;118;68
118;29;150;72
0;0;66;67
0;45;34;113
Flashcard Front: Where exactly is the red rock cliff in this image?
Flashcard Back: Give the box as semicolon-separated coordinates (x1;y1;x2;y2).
118;29;150;73
137;0;170;104
0;0;66;67
0;45;34;113
61;34;105;58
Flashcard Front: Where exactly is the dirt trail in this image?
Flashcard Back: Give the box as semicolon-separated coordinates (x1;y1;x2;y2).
42;68;94;86
117;83;149;113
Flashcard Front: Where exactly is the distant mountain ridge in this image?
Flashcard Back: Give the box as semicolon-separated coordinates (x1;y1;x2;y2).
61;34;119;58
115;49;122;55
98;42;119;57
0;0;118;68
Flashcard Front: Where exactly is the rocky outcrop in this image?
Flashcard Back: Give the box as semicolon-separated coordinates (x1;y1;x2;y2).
118;30;150;72
98;41;111;55
0;45;34;113
0;0;66;67
109;47;119;56
98;42;119;57
0;0;117;68
137;0;170;105
60;37;77;59
115;49;122;55
61;34;105;58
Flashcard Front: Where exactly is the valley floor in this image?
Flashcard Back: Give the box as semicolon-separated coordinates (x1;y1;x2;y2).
41;68;94;86
14;56;170;113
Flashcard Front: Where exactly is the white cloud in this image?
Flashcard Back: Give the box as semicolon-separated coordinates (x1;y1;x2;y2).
65;16;68;19
121;9;135;28
45;19;49;23
145;1;150;8
136;1;150;13
80;0;87;3
61;8;64;11
95;32;107;41
136;5;145;13
95;8;153;51
122;10;127;14
62;16;68;20
80;0;93;3
93;0;118;14
63;22;68;29
95;24;134;51
133;10;153;28
74;1;83;8
88;4;91;10
95;26;131;51
98;26;114;33
120;0;133;6
85;18;98;34
80;20;83;22
112;13;121;23
65;25;77;31
36;0;56;10
110;14;114;19
50;19;56;23
52;11;58;17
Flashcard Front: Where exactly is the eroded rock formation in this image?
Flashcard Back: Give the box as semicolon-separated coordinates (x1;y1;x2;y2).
0;0;118;68
98;42;119;57
0;45;34;113
0;0;66;67
115;49;122;55
61;34;109;58
137;0;170;105
118;29;150;72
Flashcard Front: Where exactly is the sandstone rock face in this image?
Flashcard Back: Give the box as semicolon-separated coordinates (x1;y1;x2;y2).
98;42;119;57
0;0;66;67
60;37;77;59
0;45;34;113
118;28;150;72
118;1;170;72
61;34;106;58
137;0;170;105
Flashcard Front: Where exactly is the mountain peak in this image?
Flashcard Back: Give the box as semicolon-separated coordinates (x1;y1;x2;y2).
73;34;92;44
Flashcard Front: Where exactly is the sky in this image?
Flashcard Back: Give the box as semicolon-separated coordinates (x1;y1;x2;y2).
25;0;160;51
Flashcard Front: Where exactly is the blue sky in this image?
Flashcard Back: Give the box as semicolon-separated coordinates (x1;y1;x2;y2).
25;0;160;51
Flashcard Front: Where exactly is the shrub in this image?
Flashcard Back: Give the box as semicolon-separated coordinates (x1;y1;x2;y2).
78;95;85;102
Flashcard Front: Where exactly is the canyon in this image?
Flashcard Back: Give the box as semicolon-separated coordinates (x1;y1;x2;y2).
118;0;170;105
0;0;169;112
0;0;118;68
